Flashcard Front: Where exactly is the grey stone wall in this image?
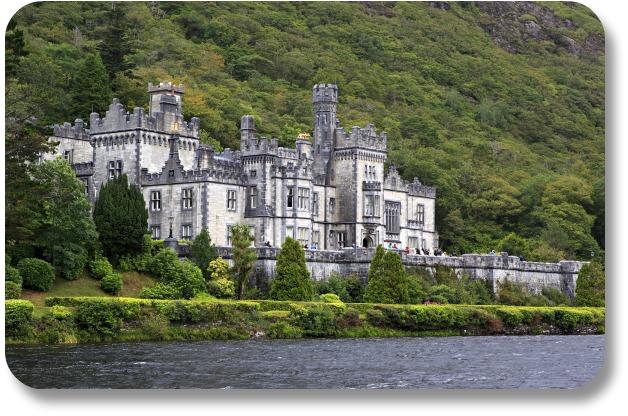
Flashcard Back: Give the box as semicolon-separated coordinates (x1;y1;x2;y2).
172;244;586;300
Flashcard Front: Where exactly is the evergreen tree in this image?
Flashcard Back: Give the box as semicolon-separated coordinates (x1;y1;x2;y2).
229;223;257;300
365;246;411;304
93;174;149;265
269;236;313;301
70;53;112;122
574;261;605;307
189;227;218;281
96;2;136;82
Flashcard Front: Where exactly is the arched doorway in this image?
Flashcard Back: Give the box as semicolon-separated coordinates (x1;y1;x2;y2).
362;236;373;248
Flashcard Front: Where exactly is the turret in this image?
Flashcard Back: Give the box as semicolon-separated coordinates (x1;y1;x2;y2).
312;83;338;177
148;81;184;118
240;115;256;150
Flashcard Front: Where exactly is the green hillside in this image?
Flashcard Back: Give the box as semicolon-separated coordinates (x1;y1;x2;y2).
5;1;605;262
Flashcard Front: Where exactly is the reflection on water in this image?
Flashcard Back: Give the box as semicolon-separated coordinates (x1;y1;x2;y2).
5;335;604;389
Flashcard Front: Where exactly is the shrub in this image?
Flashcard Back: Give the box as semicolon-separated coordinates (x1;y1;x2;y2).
101;273;123;295
495;307;524;327
37;305;77;344
89;256;113;280
5;261;22;285
139;312;170;341
207;278;235;299
270;237;313;301
289;305;336;337
148;249;180;281
118;253;151;272
17;257;55;291
266;321;303;339
74;299;132;339
139;283;182;300
5;281;22;299
5;299;34;337
541;287;571;306
429;285;458;304
165;261;207;299
319;293;343;303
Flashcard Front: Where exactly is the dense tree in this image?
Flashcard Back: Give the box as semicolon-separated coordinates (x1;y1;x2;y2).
364;246;411;304
70;53;112;122
96;2;136;82
229;223;257;300
93;174;149;265
189;227;218;281
30;159;99;280
269;237;313;301
574;261;605;307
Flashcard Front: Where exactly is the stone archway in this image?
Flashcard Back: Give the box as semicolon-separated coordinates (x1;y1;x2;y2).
362;236;373;248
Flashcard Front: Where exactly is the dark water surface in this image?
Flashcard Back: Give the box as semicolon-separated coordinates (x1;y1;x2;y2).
5;335;604;389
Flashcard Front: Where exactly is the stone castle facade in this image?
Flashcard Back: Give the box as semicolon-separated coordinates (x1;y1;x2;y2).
45;81;438;251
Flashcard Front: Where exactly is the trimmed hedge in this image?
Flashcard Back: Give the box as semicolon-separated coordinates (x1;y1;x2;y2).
5;299;34;337
17;258;55;291
5;281;22;299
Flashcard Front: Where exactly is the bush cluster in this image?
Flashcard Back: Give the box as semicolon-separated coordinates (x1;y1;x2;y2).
89;257;113;280
17;258;55;291
101;272;123;295
5;299;34;337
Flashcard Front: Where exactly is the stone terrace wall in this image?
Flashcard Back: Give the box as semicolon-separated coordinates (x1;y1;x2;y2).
170;243;586;300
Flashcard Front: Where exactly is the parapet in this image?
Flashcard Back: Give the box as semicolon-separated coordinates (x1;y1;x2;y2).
335;124;387;152
312;83;338;104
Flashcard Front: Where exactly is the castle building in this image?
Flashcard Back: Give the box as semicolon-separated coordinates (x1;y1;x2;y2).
45;81;438;251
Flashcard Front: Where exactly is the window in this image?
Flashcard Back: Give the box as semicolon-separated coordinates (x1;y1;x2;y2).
181;224;192;240
150;191;161;211
249;226;256;247
182;188;193;209
385;201;401;235
286;226;294;241
364;165;377;180
81;178;89;195
227;190;237;211
287;187;294;208
312;192;319;216
408;237;418;248
227;225;233;246
63;150;73;164
297;188;310;210
249;187;257;209
312;230;320;245
329;197;335;213
108;160;122;179
151;225;161;240
421;238;427;249
297;227;308;246
416;204;425;225
364;195;380;217
337;232;346;248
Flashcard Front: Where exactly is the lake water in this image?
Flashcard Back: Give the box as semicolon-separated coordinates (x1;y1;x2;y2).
5;335;604;389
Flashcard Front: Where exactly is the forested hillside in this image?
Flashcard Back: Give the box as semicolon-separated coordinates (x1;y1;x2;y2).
5;1;605;262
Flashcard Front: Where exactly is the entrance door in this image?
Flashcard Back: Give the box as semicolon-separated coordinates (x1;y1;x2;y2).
362;236;373;248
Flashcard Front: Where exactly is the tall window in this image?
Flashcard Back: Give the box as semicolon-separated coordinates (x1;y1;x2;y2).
108;160;122;179
227;190;237;211
150;191;161;211
182;188;193;209
227;225;233;246
408;237;418;248
329;197;335;213
81;178;89;195
416;204;425;225
337;232;346;248
181;224;192;240
385;201;401;235
286;226;294;241
150;225;161;240
312;192;319;216
312;230;320;246
297;188;310;210
287;187;294;208
63;150;73;164
249;187;257;209
297;227;309;246
364;195;380;217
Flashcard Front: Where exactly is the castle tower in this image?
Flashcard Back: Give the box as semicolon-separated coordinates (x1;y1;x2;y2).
148;81;184;117
312;83;338;177
240;115;256;150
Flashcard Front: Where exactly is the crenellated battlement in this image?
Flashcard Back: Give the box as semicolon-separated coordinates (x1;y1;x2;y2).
52;120;90;140
335;124;387;153
384;166;436;198
312;83;338;104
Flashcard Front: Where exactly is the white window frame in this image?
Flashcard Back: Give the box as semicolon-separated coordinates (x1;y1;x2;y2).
227;189;237;211
150;191;161;212
151;225;161;240
181;224;192;240
249;187;257;209
297;227;308;245
416;204;425;225
182;188;193;210
297;187;310;210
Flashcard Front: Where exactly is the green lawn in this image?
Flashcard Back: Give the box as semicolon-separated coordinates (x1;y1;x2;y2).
20;270;158;308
